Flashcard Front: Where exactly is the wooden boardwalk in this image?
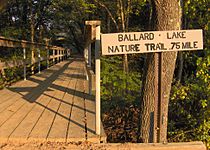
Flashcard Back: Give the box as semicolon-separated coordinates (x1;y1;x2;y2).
0;56;106;143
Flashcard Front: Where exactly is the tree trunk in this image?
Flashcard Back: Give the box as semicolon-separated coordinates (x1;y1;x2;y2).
21;0;28;40
107;14;110;33
117;0;129;73
139;0;181;143
38;24;44;43
177;52;184;82
177;0;185;82
125;0;131;32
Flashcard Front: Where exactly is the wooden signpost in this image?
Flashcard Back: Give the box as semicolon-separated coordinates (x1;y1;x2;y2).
84;21;203;141
100;29;203;142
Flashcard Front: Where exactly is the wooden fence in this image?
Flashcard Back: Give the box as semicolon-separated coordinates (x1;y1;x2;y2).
0;36;70;80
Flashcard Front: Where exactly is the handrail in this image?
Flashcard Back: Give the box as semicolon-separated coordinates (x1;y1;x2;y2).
0;36;70;80
0;36;65;50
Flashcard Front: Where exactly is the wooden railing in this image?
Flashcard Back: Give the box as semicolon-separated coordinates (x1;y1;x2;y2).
84;20;101;135
84;20;101;95
0;36;70;80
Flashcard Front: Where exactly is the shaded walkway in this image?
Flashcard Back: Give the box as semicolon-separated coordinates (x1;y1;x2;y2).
0;56;106;143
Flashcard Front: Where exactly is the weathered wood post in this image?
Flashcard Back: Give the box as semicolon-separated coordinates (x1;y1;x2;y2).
47;48;49;68
88;44;91;67
57;50;60;63
44;38;50;69
62;50;64;61
95;22;101;135
60;50;63;61
53;49;55;64
38;48;41;74
85;20;101;135
59;50;61;62
23;48;26;80
84;47;88;64
61;50;63;61
31;45;35;74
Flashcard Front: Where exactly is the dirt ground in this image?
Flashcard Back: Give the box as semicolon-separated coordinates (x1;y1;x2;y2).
0;141;207;150
0;141;108;150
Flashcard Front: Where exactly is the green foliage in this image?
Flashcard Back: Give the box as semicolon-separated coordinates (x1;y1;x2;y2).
167;0;209;147
184;0;209;30
1;27;23;39
3;66;23;83
168;51;210;147
101;56;142;102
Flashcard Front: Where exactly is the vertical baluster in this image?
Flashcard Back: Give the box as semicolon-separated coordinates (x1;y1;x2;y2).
38;49;41;73
23;48;26;80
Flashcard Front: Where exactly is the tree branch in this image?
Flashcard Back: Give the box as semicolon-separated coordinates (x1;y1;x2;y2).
93;0;119;31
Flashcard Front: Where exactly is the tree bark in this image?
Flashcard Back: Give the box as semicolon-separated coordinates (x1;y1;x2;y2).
21;0;28;40
107;14;110;33
177;52;183;82
139;0;181;143
117;0;129;73
125;0;131;32
177;0;185;82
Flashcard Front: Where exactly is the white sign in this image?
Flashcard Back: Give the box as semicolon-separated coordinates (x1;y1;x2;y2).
101;29;203;55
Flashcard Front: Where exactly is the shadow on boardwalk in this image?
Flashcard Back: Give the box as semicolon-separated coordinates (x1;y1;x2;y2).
0;55;101;142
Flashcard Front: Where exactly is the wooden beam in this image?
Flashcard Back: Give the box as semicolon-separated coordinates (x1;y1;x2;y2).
84;21;101;43
0;36;45;49
0;36;65;51
85;20;101;26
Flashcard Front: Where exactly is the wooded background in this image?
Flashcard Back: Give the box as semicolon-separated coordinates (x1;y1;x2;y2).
0;0;209;147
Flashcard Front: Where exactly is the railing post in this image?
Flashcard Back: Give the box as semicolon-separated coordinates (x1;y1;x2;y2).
55;50;59;64
58;50;61;62
60;50;62;62
45;39;50;69
84;46;88;64
47;48;49;69
53;50;55;64
31;46;35;74
62;50;64;61
95;24;101;135
65;50;67;60
23;48;26;80
61;50;62;61
60;50;61;61
88;44;91;68
38;49;41;73
68;49;71;57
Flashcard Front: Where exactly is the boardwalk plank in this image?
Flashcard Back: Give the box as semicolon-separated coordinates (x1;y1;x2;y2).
0;56;106;143
0;64;61;112
67;63;86;141
0;101;34;138
47;63;79;142
0;63;65;140
27;61;73;140
9;87;56;140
